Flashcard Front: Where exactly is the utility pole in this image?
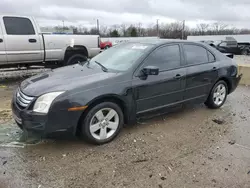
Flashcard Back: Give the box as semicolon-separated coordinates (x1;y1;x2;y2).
182;20;185;39
138;22;141;37
62;20;65;32
96;19;100;35
156;19;159;37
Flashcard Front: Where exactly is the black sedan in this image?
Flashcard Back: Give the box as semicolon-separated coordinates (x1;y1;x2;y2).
12;40;241;144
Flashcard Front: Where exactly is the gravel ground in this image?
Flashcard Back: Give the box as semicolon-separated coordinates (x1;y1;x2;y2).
0;67;50;83
0;82;250;188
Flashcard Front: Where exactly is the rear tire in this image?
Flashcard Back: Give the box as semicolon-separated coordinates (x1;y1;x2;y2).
65;54;87;66
104;45;110;49
80;102;124;145
241;49;248;55
205;80;228;109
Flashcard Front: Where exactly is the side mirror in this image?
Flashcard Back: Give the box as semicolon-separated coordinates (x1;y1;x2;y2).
142;66;159;76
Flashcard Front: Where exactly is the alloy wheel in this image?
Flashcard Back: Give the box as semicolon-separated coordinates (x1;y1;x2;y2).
213;84;226;106
89;108;119;140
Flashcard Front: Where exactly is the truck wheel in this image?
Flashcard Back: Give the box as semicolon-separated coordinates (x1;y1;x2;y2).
105;45;110;49
65;54;87;66
205;80;228;109
241;49;248;55
80;102;124;145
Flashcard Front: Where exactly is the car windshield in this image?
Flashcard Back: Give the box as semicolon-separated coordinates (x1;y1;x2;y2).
87;43;153;71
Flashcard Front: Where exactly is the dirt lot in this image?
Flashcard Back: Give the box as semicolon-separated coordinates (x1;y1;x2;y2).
0;81;250;188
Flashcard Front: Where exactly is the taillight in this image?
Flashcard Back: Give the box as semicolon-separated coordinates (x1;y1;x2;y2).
231;65;237;76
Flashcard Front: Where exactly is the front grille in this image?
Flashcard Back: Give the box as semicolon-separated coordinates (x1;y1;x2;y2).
16;88;34;109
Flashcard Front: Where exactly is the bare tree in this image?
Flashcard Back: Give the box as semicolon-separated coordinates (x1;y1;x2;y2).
239;28;250;34
46;20;250;38
120;24;128;37
99;25;109;36
112;24;120;30
89;27;98;35
136;23;142;37
196;23;209;35
211;22;228;34
145;23;157;36
78;25;88;34
160;22;183;39
140;28;147;37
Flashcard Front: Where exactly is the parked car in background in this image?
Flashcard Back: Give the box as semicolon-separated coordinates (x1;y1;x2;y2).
12;40;241;144
237;42;250;55
0;15;100;68
100;41;112;49
203;38;250;55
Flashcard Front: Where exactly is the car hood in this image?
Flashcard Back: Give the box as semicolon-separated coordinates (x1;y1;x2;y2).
20;64;118;96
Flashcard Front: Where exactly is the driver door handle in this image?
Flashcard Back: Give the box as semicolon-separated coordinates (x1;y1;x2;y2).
174;74;182;79
29;39;37;43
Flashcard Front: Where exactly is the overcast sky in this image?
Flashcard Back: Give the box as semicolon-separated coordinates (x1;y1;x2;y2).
0;0;250;28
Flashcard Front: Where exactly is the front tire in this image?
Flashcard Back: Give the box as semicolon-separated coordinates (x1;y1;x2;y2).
241;49;248;55
205;80;228;109
15;121;23;130
80;102;124;145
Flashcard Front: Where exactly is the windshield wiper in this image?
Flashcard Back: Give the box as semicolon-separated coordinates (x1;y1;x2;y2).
94;61;108;72
86;59;90;68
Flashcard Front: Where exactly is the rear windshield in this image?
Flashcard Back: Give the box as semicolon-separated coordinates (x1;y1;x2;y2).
88;43;153;71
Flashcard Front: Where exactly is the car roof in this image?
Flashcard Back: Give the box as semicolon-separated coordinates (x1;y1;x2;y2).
128;39;203;46
126;39;229;61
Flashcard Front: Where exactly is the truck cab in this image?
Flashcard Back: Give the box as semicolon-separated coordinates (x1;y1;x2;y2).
0;20;7;64
0;15;100;67
0;16;44;65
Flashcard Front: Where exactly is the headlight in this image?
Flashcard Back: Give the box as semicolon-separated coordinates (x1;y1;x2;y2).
33;91;65;114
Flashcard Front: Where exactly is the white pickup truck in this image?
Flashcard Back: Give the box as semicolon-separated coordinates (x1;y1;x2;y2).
0;15;100;67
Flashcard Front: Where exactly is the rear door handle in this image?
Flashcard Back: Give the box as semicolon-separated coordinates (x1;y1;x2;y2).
212;67;217;71
174;74;182;79
29;39;37;43
0;39;3;43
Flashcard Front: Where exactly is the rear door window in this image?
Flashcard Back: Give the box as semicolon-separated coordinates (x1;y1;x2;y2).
208;51;215;62
183;44;209;65
3;17;35;35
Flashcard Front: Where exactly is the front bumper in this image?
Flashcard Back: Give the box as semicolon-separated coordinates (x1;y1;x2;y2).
12;102;48;135
11;90;83;136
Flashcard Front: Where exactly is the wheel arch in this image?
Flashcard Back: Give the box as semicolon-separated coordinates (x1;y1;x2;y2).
64;45;89;62
75;94;129;135
211;77;232;95
217;77;232;94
